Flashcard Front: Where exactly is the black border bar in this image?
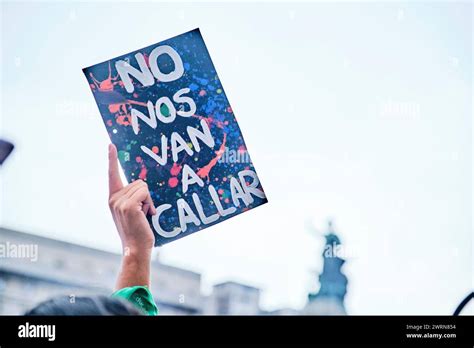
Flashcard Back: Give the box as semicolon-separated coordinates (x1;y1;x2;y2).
0;315;472;346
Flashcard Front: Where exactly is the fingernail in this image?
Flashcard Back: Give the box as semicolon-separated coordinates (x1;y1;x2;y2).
108;144;115;158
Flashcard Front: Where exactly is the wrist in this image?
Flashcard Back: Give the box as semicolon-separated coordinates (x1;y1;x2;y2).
122;245;152;263
117;246;152;290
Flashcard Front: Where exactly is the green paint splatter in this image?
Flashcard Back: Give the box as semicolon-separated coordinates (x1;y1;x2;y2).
160;103;170;117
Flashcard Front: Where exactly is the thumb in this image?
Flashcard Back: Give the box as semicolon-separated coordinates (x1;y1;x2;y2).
108;144;123;196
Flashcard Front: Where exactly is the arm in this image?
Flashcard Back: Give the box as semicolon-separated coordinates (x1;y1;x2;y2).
107;144;156;290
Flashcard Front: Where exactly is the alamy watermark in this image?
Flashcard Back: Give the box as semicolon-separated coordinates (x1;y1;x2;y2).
55;100;98;120
0;242;38;262
218;146;250;164
379;100;421;120
323;242;359;259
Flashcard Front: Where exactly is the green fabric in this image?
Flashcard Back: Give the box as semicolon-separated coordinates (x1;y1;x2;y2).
112;286;158;316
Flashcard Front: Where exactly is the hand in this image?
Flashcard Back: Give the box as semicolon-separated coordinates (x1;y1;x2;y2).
108;144;156;258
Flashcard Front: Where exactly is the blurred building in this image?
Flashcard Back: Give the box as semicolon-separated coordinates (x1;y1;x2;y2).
0;227;260;315
304;222;348;315
207;281;261;315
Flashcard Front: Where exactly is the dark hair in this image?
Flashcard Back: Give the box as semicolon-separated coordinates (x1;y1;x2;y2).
25;295;143;316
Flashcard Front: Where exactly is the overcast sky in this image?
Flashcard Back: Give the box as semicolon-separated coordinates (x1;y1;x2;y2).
1;1;472;314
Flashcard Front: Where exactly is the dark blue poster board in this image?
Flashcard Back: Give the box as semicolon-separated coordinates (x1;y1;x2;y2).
83;28;267;246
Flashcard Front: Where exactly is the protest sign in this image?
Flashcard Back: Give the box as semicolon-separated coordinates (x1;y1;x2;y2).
83;28;267;245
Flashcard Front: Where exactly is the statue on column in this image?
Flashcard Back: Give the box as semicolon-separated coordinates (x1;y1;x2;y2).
304;220;348;315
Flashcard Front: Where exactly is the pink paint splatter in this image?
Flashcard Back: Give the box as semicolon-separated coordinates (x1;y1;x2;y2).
170;163;182;176
197;133;227;182
168;177;179;188
116;114;131;126
89;62;120;92
192;114;225;129
90;67;148;129
138;166;147;181
108;104;121;113
143;53;150;67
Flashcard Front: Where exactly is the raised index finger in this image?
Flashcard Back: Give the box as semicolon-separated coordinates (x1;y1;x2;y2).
108;143;123;196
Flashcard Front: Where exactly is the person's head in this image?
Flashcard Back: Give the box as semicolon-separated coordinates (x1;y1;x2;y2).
25;295;143;316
